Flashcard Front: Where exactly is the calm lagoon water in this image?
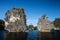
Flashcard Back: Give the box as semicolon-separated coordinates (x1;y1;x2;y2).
0;30;60;40
26;30;39;40
26;30;60;40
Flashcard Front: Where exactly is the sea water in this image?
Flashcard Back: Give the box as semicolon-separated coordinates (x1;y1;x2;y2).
26;30;39;40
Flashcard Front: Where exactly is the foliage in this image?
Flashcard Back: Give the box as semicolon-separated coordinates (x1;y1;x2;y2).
28;25;34;30
34;26;37;30
28;25;38;30
0;19;5;30
0;19;5;25
53;18;60;28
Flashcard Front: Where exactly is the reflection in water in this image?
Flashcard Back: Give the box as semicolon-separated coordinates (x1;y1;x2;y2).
0;30;8;40
27;30;39;40
0;30;60;40
26;30;60;40
5;32;27;40
4;30;39;40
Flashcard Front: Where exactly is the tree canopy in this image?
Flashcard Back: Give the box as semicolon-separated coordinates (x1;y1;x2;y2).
34;26;37;30
53;18;60;28
28;25;34;30
27;25;37;30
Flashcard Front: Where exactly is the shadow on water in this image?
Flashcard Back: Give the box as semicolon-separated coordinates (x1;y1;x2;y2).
38;32;55;40
0;30;60;40
5;30;39;40
38;30;60;40
5;32;27;40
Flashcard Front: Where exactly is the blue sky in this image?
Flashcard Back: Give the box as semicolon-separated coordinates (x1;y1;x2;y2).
0;0;60;26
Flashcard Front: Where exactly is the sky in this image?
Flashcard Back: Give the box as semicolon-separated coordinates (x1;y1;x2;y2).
0;0;60;26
